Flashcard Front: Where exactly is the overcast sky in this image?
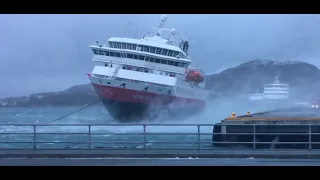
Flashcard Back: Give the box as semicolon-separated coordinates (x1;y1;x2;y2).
1;14;320;98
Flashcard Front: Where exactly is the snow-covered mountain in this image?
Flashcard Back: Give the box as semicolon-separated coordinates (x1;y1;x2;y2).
206;59;320;101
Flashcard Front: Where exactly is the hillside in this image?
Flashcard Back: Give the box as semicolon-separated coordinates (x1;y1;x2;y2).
1;60;319;107
205;60;320;100
0;84;98;107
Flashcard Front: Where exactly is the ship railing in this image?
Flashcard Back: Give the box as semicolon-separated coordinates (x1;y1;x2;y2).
2;123;320;150
92;74;114;80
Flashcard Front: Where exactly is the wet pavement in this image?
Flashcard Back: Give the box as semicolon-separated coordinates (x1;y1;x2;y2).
2;157;320;166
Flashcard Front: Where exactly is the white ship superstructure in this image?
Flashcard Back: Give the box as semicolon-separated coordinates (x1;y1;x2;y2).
87;15;210;121
248;75;289;102
263;75;289;100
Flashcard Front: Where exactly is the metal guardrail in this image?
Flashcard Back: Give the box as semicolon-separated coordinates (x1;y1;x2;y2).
1;123;320;150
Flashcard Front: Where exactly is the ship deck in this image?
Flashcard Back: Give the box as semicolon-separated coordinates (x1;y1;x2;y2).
223;107;320;124
212;107;320;149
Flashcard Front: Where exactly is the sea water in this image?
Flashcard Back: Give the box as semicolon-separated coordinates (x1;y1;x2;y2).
0;101;267;149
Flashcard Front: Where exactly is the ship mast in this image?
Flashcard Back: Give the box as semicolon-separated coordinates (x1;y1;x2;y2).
274;75;280;84
155;15;168;37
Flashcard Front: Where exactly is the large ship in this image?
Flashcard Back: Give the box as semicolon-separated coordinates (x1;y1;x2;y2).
248;75;290;108
87;15;210;122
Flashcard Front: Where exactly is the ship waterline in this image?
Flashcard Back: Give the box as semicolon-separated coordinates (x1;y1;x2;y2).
93;83;205;122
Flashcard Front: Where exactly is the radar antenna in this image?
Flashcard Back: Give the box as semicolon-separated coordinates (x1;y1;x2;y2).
169;28;177;44
155;15;168;37
159;15;168;28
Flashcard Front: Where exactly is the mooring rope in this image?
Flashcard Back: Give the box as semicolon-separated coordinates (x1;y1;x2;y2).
47;100;102;123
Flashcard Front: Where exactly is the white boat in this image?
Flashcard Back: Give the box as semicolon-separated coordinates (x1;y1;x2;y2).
248;75;289;107
87;15;210;122
263;75;289;101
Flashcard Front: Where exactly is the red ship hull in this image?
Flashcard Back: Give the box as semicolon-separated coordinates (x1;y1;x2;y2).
92;83;206;122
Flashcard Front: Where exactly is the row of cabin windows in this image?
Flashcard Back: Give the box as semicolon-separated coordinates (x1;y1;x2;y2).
121;65;176;77
108;41;185;59
263;93;288;95
265;85;288;88
93;49;189;68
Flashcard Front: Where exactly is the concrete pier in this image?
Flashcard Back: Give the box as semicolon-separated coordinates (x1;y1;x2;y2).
1;149;320;159
3;158;320;166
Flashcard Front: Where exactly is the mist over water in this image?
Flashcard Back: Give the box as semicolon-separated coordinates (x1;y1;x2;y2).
0;96;313;150
0;97;283;125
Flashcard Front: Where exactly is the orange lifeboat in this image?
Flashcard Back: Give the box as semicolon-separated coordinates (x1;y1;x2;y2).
185;69;204;83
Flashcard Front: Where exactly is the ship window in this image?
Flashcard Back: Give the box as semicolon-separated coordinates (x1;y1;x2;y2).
117;42;121;48
99;50;104;55
105;51;109;56
132;44;137;50
145;56;150;61
121;43;126;49
155;58;161;63
109;42;114;48
127;54;133;59
144;46;150;52
156;48;161;54
180;62;187;67
162;49;168;55
150;47;156;53
168;60;174;65
110;52;115;57
165;72;169;76
161;59;168;64
179;53;185;58
138;45;144;51
133;54;138;59
121;53;126;58
114;43;119;48
139;55;145;60
174;61;180;67
115;52;121;57
92;49;98;54
128;44;133;50
168;50;173;56
173;51;179;57
149;57;155;62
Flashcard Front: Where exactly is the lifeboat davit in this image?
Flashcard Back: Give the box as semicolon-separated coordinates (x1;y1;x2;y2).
185;69;204;83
